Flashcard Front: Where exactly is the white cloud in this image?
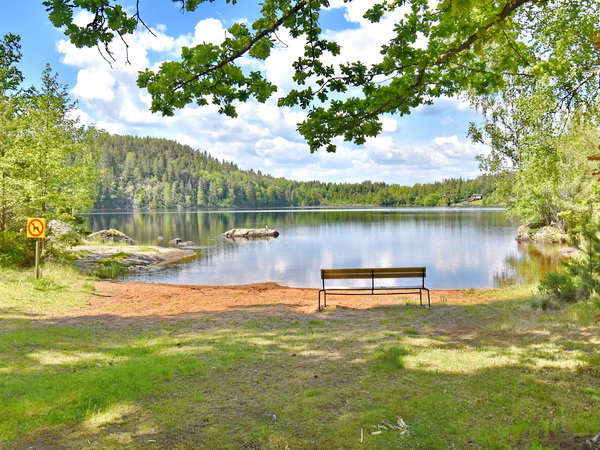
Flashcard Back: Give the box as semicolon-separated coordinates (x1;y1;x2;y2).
263;30;307;92
416;96;474;116
380;116;399;133
175;18;227;48
72;10;94;27
72;69;115;101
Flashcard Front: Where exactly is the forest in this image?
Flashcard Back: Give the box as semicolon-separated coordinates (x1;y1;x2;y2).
95;134;500;210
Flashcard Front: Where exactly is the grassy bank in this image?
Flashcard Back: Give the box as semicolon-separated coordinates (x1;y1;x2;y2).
1;265;599;448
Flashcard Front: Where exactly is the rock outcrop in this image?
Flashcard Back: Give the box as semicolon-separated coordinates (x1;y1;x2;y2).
70;245;196;274
515;225;568;243
88;229;135;244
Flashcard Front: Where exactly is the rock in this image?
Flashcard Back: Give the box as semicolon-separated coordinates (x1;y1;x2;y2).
559;246;579;258
178;241;195;246
47;219;81;244
516;225;568;243
587;431;600;448
221;228;280;238
169;238;182;244
157;236;164;241
88;229;135;244
48;219;74;237
515;224;532;242
533;226;568;243
70;245;196;275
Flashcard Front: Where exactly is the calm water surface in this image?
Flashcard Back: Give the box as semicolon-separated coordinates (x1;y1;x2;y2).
86;207;560;288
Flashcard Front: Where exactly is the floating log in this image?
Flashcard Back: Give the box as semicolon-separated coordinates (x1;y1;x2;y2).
221;227;279;238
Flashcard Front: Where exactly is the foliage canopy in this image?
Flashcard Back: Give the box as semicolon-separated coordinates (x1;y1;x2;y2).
470;77;600;228
43;0;600;152
0;35;101;233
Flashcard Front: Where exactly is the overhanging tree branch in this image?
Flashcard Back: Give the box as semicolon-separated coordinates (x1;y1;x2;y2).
173;0;309;93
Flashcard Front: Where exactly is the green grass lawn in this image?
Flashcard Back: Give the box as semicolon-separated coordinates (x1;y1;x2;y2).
1;264;599;449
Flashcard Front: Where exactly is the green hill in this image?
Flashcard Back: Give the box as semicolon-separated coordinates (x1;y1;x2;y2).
94;134;500;209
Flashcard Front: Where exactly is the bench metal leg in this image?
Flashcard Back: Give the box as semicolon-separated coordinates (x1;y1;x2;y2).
318;290;327;311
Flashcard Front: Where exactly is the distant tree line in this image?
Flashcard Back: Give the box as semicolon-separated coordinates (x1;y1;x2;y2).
95;135;500;209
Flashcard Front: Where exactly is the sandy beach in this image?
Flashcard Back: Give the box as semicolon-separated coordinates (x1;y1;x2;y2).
62;280;506;322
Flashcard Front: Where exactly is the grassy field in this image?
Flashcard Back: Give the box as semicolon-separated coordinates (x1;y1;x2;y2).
1;264;599;449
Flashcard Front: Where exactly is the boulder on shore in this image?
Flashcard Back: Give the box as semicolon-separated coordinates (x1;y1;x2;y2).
69;245;196;274
221;228;279;238
515;225;568;243
515;224;531;242
88;229;135;244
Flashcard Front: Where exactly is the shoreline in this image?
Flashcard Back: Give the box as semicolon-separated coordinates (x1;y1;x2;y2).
57;280;512;322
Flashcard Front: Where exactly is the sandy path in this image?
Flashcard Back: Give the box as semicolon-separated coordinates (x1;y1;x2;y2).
63;281;502;320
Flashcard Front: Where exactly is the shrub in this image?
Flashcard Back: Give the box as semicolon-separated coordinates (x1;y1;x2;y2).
538;270;579;303
530;295;561;311
0;232;35;267
538;210;600;304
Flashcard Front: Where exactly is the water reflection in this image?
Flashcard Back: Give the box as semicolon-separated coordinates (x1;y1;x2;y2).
222;235;278;242
493;242;563;287
85;207;561;289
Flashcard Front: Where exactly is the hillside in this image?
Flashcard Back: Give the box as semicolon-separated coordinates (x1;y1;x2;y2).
94;135;500;209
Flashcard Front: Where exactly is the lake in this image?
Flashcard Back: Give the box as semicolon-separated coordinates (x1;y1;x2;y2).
85;207;561;289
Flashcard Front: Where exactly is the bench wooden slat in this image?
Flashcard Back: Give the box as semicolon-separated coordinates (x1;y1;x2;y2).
321;268;425;279
321;273;373;279
370;267;425;275
321;268;372;275
373;272;424;279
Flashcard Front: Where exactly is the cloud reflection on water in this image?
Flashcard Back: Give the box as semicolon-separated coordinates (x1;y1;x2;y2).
86;208;558;289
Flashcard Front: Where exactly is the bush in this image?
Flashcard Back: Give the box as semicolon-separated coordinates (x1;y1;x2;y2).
530;295;561;311
0;228;83;269
538;270;579;302
0;232;35;267
538;210;600;304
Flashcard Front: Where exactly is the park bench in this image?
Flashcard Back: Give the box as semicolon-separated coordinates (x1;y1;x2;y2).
318;267;430;311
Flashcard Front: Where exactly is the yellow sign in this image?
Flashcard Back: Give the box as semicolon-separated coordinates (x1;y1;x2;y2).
27;218;46;238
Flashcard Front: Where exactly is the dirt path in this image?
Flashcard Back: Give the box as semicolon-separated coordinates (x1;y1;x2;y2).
64;281;504;320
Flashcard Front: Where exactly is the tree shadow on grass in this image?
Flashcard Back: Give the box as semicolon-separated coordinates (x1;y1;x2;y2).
1;299;599;449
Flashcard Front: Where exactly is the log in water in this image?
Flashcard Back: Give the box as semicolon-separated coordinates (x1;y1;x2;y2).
221;227;280;238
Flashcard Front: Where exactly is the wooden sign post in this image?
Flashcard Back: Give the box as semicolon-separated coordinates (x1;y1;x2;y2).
27;218;46;278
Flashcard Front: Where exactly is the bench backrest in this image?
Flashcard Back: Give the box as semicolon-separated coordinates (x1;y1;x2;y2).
321;267;426;280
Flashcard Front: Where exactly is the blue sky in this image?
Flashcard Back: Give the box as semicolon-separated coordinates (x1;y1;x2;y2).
1;0;487;185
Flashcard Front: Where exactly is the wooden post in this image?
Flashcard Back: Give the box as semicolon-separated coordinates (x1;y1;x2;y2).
27;218;46;279
35;239;41;279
